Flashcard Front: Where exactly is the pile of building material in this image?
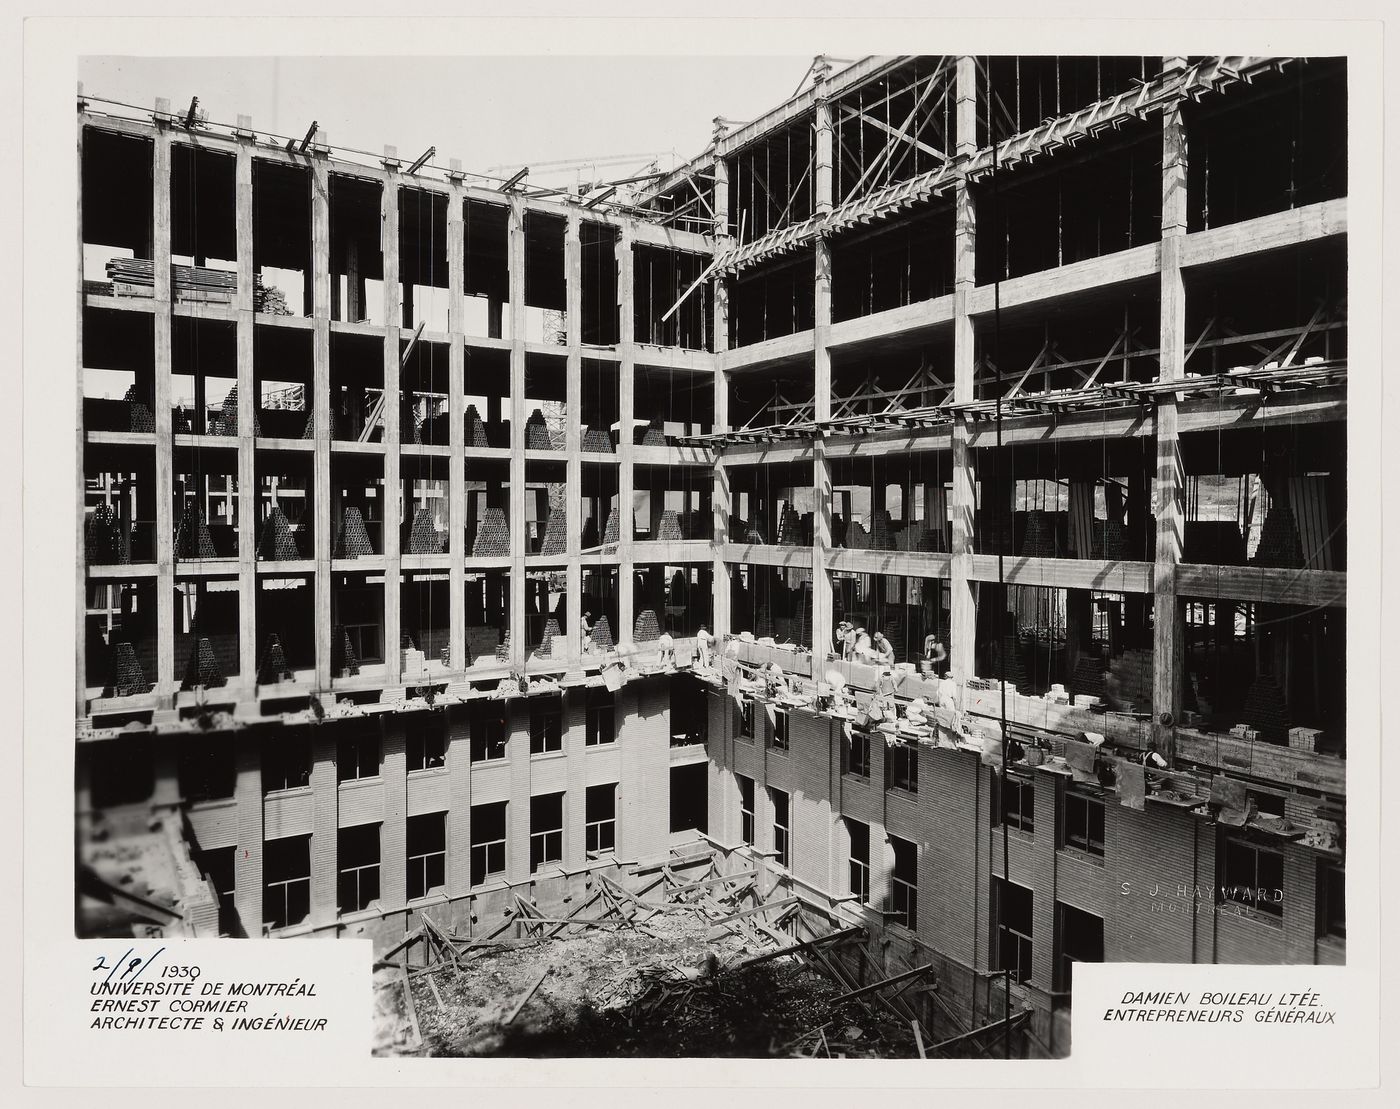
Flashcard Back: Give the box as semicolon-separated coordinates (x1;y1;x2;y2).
582;426;613;453
472;508;510;557
105;257;286;312
334;506;375;558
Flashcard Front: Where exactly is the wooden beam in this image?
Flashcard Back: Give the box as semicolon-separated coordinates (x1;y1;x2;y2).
831;962;934;1005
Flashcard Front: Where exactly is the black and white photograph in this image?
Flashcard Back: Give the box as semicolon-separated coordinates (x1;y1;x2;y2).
17;9;1387;1088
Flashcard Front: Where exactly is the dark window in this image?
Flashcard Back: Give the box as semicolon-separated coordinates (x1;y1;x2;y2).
337;727;380;782
845;728;871;778
406;812;447;900
407;714;447;772
848;819;871;905
586;689;616;746
529;698;563;755
1063;792;1105;857
886;743;918;794
470;705;508;763
1251;790;1286;818
179;740;236;803
1319;863;1345;938
263;835;311;930
738;699;754;740
772;711;790;751
585;783;617;856
263;729;311;793
195;846;238;936
770;787;791;868
890;834;918;931
1220;836;1284;917
669;762;708;834
738;774;755;845
1055;902;1104;991
337;823;380;914
993;771;1034;833
995;878;1034;984
669;677;710;746
530;792;564;872
470;801;506;886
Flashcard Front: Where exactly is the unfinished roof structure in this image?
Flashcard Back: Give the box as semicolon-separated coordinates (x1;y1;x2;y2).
76;55;1347;1058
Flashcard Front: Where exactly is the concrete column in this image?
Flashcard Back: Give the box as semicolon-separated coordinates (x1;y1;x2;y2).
1153;86;1189;758
711;136;733;641
949;57;978;692
381;151;402;685
235;119;257;696
311;139;332;690
380;715;407;908
152;103;175;706
233;737;264;937
447;163;467;673
508;198;527;667
565;214;584;663
618;225;636;647
76;111;87;718
811;58;836;664
309;727;338;926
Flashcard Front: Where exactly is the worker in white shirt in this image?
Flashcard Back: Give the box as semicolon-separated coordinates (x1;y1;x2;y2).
834;621;850;659
853;626;873;661
658;631;676;669
923;634;947;669
872;631;896;667
695;623;713;668
843;623;858;660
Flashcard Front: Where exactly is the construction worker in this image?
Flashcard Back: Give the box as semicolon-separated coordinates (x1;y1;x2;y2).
695;623;712;668
923;634;947;669
843;623;858;660
872;631;896;667
658;631;676;669
582;611;593;642
834;620;850;659
853;626;873;662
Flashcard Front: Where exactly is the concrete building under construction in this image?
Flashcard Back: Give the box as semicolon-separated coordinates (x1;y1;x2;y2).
76;55;1347;1057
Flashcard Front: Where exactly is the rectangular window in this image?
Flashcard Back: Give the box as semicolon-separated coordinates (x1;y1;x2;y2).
886;743;918;794
848;818;871;905
406;812;447;900
770;787;790;869
195;846;237;937
1220;836;1284;917
530;792;565;872
585;690;616;746
1319;863;1345;939
771;711;790;751
469;704;508;763
738;774;755;846
337;726;380;783
994;877;1034;984
993;771;1035;834
179;740;236;803
585;783;617;856
669;676;709;746
529;698;563;755
337;823;381;915
263;834;311;930
262;729;312;793
738;699;754;740
1062;792;1105;857
470;801;507;886
1055;901;1104;991
844;727;871;779
890;834;918;931
407;714;447;772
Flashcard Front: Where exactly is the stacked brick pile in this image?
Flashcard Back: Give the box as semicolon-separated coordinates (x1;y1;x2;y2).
335;506;375;558
473;507;510;557
126;385;155;432
463;405;491;448
976;509;1013;555
1020;509;1059;559
257;633;293;684
867;509;898;551
777;503;802;546
1071;652;1108;699
465;627;500;663
105;641;151;698
590;616;615;651
258;506;302;561
535;618;562;658
210;386;259;436
181;637;226;690
1252;497;1305;569
174;504;218;561
656;510;684;541
332;626;360;677
1241;672;1292;744
406;506;445;554
755;605;775;640
399;400;421;445
1107;647;1153;712
300;408;316;439
582;426;613;453
997;635;1030;690
641;419;667;445
85;504;125;565
633;609;662;642
525;409;556;451
843;518;869;549
539;510;567;556
602;506;621;545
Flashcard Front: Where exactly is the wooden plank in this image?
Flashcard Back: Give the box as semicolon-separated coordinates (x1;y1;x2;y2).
912;1019;927;1059
739;924;865;968
503;967;550;1025
706;895;799;927
831;962;933;1005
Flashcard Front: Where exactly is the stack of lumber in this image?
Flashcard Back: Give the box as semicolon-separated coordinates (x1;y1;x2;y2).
105;257;285;311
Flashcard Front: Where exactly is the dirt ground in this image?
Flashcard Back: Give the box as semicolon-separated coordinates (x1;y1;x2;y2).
383;911;918;1058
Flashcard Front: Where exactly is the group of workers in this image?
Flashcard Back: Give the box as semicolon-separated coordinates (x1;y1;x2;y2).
832;621;947;671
